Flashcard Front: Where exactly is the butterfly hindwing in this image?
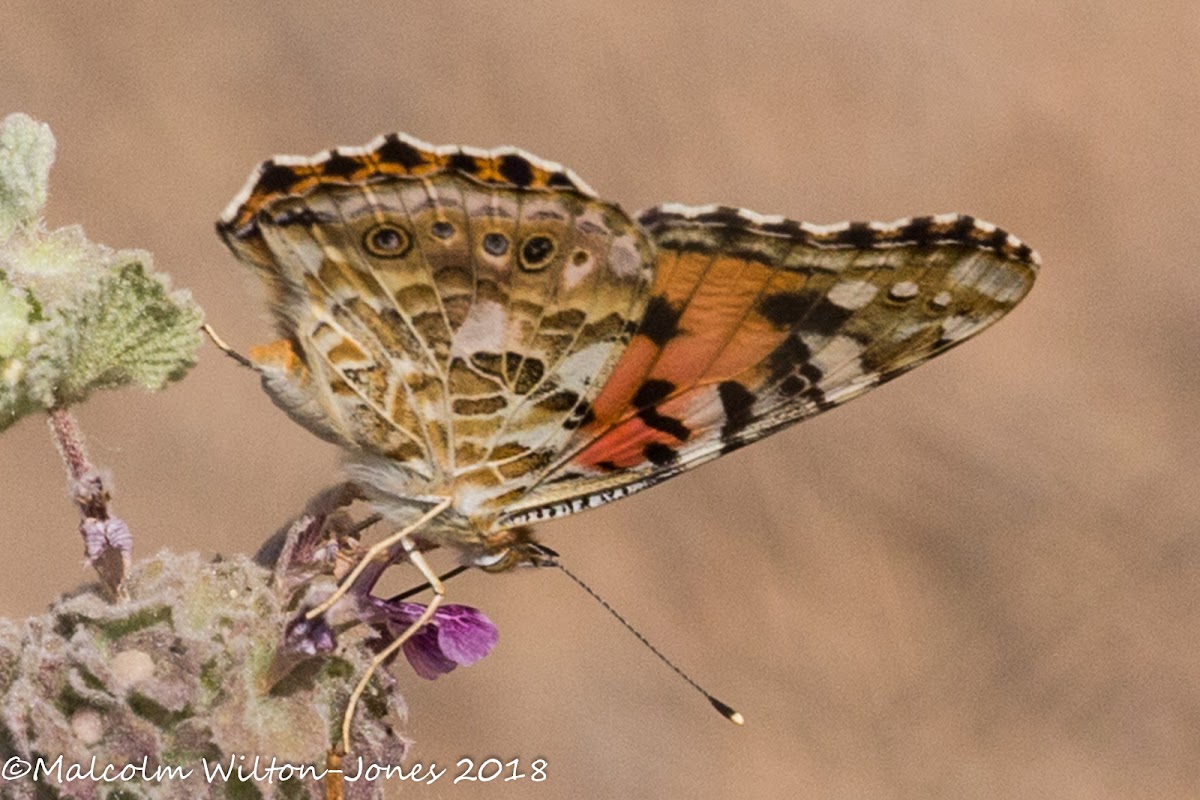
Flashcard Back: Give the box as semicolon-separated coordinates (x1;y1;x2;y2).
497;204;1038;526
219;135;653;507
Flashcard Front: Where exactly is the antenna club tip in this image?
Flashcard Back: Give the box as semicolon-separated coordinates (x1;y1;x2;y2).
709;697;745;726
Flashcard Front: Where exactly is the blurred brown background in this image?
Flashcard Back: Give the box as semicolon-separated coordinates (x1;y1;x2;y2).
2;2;1198;798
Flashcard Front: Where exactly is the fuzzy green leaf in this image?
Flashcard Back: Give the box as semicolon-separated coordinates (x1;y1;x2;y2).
0;113;55;244
25;255;203;407
0;113;203;432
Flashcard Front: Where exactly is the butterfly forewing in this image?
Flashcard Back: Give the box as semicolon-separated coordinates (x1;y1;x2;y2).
497;205;1037;526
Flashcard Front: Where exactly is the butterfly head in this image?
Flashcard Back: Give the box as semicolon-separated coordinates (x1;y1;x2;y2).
473;527;558;573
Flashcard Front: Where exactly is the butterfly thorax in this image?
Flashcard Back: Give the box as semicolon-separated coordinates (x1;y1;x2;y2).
340;467;549;571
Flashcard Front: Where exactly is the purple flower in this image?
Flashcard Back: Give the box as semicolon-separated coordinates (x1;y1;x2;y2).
368;600;498;680
265;612;339;690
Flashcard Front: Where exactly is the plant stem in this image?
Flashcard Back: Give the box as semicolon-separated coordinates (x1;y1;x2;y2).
47;406;131;599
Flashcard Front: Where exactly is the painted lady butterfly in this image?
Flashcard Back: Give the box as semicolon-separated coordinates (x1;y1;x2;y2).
217;133;1037;744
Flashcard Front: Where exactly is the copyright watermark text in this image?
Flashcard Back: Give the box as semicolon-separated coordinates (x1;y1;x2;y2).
3;753;548;787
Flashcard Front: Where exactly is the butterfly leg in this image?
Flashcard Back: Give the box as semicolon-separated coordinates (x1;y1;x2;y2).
305;497;451;621
323;746;345;800
338;535;445;754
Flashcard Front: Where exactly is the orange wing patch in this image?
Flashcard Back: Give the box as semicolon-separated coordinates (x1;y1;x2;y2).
579;250;796;470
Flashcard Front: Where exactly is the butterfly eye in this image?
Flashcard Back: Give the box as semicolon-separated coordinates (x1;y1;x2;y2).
474;548;518;573
363;223;412;258
519;235;556;271
430;220;455;240
482;232;509;256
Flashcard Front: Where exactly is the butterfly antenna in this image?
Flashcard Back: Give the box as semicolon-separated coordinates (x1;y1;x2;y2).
387;564;470;602
202;322;255;369
552;559;745;726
